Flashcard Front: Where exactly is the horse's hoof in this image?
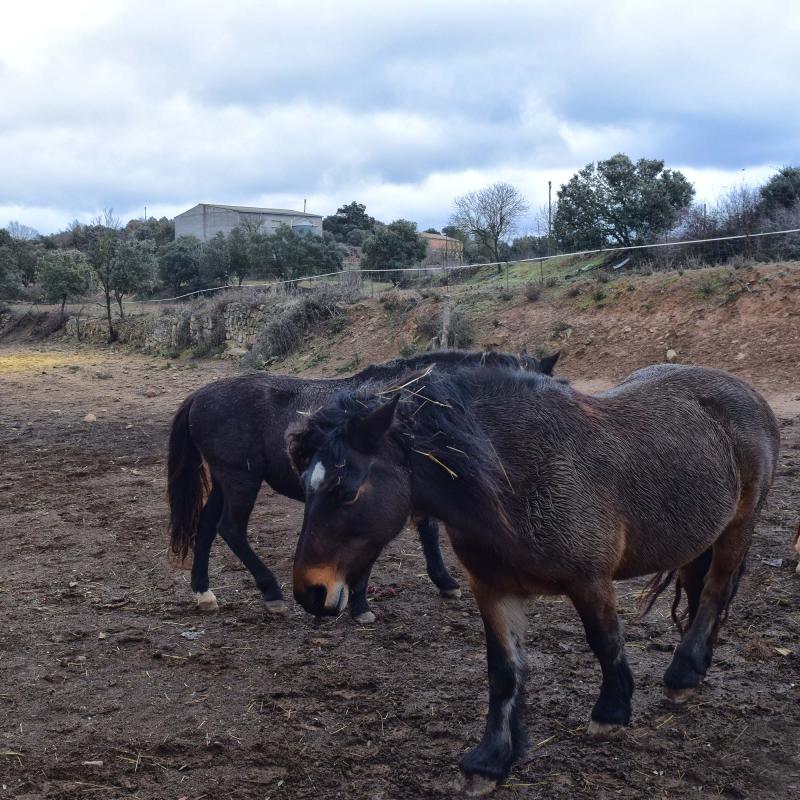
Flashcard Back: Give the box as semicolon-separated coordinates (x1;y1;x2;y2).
440;587;462;600
264;599;289;616
194;590;219;612
460;773;498;797
664;686;695;706
353;610;376;624
587;720;624;739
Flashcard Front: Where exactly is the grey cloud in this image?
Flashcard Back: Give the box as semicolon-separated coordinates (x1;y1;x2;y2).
1;0;798;232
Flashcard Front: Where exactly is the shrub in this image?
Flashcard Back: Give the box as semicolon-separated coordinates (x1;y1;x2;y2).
245;289;342;365
450;309;475;347
596;270;610;283
413;307;475;348
379;291;418;315
414;313;440;341
697;281;715;296
592;288;606;303
525;284;541;302
566;285;580;298
545;276;559;288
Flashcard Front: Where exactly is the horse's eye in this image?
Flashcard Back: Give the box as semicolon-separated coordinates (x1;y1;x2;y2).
340;483;365;506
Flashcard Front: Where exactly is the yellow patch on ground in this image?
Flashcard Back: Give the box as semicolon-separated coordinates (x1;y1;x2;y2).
0;351;91;374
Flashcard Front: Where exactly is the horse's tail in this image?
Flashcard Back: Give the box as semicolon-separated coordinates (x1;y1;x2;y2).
638;569;677;621
167;395;209;563
640;547;746;639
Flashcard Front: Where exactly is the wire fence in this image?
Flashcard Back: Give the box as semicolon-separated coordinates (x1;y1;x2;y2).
8;226;800;323
126;225;800;306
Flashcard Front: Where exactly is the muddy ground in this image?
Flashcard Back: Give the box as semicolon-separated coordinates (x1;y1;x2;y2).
1;343;798;799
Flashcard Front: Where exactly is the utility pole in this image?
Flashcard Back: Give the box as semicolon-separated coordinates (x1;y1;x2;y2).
547;180;553;256
303;199;307;214
144;205;147;221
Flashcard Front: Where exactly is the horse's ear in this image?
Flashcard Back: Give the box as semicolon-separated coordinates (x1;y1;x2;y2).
538;350;560;375
287;425;314;476
349;394;399;450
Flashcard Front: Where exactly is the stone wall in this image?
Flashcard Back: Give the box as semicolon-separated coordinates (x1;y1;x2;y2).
60;301;275;356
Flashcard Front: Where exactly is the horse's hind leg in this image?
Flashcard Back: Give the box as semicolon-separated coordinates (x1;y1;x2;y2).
191;481;224;611
664;511;754;704
675;548;713;631
216;471;288;615
569;579;634;738
416;517;461;598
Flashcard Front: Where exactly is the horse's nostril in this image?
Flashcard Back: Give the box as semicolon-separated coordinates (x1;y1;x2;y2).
307;584;327;614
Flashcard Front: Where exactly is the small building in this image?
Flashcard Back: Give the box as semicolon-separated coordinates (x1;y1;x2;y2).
174;203;323;242
420;231;464;265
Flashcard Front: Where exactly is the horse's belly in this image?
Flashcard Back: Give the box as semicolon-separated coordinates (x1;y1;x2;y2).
613;515;728;579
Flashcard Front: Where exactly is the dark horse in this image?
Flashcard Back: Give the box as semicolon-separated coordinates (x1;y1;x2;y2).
289;364;779;791
167;348;559;622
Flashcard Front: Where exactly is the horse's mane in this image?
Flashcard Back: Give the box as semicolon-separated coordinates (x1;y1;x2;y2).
292;366;544;538
350;350;521;382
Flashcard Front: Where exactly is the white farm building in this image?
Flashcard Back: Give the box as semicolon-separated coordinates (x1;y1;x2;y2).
174;203;323;241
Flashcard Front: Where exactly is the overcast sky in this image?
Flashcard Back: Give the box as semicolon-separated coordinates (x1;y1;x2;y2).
2;0;798;235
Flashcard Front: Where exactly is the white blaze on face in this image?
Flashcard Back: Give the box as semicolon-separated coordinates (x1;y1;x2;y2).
309;460;326;491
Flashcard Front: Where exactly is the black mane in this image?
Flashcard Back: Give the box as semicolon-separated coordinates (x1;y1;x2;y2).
350;350;522;383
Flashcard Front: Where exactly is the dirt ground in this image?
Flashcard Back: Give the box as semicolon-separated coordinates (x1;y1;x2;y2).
1;339;799;800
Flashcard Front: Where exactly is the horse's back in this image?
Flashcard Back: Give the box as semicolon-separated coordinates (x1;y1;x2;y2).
605;364;780;503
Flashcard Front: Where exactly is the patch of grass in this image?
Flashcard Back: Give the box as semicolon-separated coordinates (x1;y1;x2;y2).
697;281;715;296
305;351;330;369
592;288;606;303
334;353;362;374
190;342;212;358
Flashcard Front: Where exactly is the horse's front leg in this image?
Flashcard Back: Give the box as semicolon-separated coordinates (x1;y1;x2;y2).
569;579;634;737
415;517;461;598
461;581;528;795
348;571;376;624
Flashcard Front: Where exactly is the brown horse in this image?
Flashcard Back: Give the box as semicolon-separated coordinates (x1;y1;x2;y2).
166;348;559;622
288;363;780;791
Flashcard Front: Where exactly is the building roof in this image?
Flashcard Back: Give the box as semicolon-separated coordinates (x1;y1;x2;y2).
420;231;461;242
182;203;322;219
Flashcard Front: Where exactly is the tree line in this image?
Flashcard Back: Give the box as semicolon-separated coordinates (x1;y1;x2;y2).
447;157;800;264
3;157;799;335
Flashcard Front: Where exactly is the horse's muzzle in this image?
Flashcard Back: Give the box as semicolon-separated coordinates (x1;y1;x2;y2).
294;581;349;617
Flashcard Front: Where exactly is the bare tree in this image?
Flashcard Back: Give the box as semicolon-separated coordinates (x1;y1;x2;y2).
450;182;529;265
6;220;39;241
87;208;122;342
